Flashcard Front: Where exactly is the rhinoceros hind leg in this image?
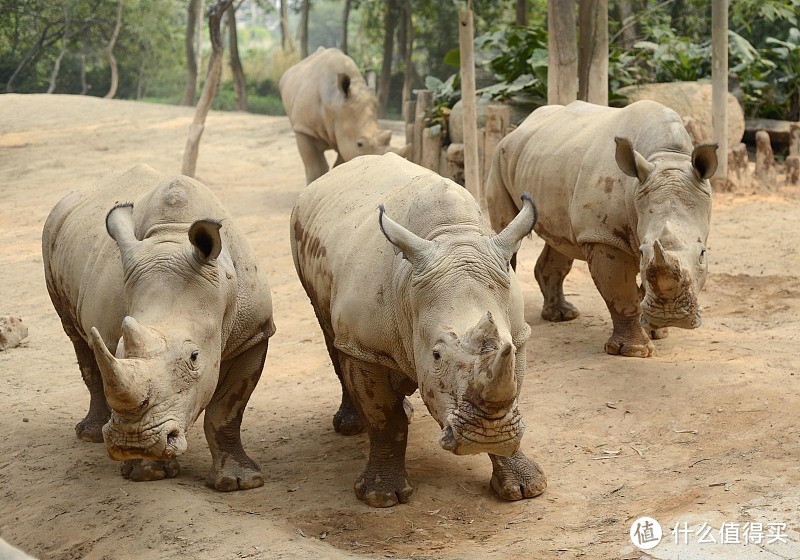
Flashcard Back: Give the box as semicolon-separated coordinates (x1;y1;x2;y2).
203;340;267;492
121;459;180;481
535;243;579;322
585;244;654;358
489;449;547;500
70;333;111;443
340;353;413;508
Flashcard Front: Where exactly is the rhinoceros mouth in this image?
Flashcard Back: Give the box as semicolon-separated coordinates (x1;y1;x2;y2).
102;417;188;461
641;290;702;329
439;405;525;457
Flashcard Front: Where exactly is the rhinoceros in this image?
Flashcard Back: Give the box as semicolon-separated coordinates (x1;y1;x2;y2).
42;164;275;490
280;47;404;184
487;100;717;357
291;153;546;507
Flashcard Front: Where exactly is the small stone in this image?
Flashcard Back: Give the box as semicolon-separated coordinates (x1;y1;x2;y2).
0;316;29;351
22;418;29;422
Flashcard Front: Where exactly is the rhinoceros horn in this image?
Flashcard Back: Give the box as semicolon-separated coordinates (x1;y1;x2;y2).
119;316;165;359
492;194;538;261
89;326;150;412
648;239;683;295
378;205;434;266
481;342;517;405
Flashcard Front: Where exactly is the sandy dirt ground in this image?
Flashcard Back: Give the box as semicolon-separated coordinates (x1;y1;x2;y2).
0;94;798;560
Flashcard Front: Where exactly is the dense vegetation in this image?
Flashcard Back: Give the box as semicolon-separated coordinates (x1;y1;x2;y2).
1;0;798;120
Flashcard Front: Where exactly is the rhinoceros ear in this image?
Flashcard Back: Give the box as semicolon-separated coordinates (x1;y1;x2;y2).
106;203;140;261
338;73;351;99
615;137;655;183
692;143;718;180
492;194;538;260
378;205;433;267
188;220;222;263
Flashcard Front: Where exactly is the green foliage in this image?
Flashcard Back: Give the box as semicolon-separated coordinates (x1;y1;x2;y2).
475;25;548;105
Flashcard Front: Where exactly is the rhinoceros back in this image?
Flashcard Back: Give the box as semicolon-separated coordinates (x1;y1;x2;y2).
291;153;487;368
493;100;693;254
43;164;273;356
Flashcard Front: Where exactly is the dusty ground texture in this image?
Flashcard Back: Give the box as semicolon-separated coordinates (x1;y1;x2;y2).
0;94;799;560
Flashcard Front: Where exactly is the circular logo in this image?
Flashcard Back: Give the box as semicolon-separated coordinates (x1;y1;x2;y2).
630;517;663;550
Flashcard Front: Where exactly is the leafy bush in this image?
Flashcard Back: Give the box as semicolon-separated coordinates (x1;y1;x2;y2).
475;26;548;105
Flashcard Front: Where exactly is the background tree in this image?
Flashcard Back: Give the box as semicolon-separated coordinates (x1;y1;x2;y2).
376;0;399;117
298;0;310;57
180;0;202;106
227;2;248;110
104;0;124;99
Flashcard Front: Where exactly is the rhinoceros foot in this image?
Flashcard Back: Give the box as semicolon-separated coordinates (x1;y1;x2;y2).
354;464;413;508
489;449;547;501
541;302;580;323
75;416;107;443
604;328;655;358
648;327;669;340
121;458;180;481
206;456;264;492
333;401;365;435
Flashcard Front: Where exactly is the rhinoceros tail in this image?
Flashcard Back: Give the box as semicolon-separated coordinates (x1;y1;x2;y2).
520;194;538;235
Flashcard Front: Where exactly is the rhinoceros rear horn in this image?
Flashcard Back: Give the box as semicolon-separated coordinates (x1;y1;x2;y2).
492;194;537;261
106;204;140;261
378;205;433;267
614;137;655;183
188;220;222;262
692;143;718;180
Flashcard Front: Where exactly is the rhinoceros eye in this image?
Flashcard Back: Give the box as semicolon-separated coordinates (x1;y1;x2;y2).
190;350;199;362
432;350;441;361
699;249;706;264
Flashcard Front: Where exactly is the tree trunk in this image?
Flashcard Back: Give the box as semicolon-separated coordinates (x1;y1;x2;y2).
377;0;398;118
104;0;124;99
80;52;89;95
182;0;233;177
196;0;204;90
341;0;351;53
616;0;636;49
136;46;148;99
47;5;70;94
298;0;310;58
401;0;414;115
547;0;577;105
228;4;248;111
712;0;728;180
578;0;608;105
458;0;481;204
516;0;528;26
280;0;291;51
181;0;201;106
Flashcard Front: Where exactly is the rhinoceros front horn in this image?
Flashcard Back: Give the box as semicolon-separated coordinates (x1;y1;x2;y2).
492;194;538;261
483;342;517;405
378;205;434;267
89;327;150;413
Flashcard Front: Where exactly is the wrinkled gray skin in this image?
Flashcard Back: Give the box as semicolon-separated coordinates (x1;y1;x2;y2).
290;153;546;507
42;164;275;490
487;100;717;358
279;47;406;185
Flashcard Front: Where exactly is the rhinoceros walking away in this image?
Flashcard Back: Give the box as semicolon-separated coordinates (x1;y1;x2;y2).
487;100;717;357
42;164;275;490
291;153;546;507
280;47;404;185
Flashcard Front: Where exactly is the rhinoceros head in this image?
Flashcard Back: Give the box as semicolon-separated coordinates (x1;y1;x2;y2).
334;73;399;161
88;204;227;462
615;137;717;330
379;195;537;457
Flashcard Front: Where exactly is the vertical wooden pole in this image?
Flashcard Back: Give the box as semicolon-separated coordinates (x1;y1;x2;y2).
548;0;577;105
578;0;608;105
712;0;728;180
413;91;431;164
458;0;481;204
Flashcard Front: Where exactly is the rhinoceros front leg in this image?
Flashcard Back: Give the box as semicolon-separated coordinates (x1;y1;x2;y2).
70;333;111;442
585;244;654;357
339;352;413;507
488;449;547;500
203;340;268;492
295;132;330;184
535;243;580;322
